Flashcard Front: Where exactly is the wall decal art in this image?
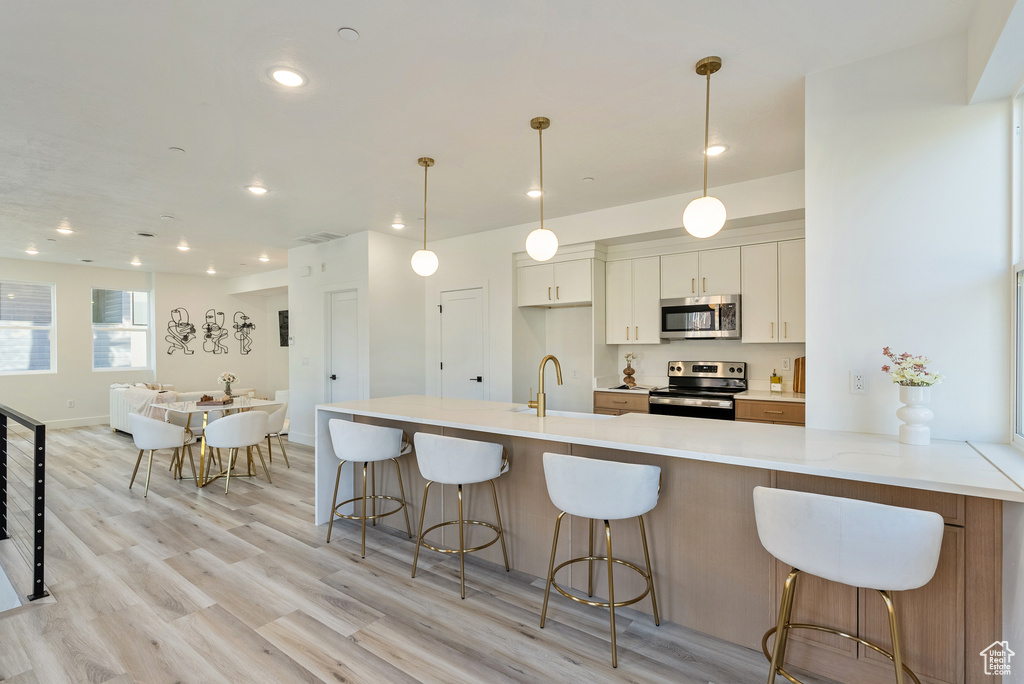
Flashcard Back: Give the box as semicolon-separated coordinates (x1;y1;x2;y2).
166;308;196;355
233;311;255;355
202;309;229;354
278;310;289;347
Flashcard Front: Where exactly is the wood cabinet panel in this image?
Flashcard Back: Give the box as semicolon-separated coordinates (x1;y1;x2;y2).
735;399;804;425
593;391;648;413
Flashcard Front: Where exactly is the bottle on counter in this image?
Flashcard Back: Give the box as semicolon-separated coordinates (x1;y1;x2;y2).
770;369;783;393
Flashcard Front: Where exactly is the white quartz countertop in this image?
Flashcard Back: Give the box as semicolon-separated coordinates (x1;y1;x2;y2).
595;386;653;395
734;390;806;403
317;396;1024;502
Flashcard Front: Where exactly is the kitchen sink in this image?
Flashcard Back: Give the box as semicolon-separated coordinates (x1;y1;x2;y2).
509;407;615;420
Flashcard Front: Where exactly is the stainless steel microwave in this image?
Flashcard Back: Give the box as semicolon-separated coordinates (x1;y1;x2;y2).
660;295;741;340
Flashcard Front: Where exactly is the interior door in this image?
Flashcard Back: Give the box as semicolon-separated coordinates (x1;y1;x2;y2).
440;288;486;400
328;290;359;403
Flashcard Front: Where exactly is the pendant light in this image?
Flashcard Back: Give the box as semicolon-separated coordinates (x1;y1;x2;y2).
525;116;558;261
410;157;439;277
683;56;727;239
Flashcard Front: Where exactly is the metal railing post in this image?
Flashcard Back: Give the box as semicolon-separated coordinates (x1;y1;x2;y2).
28;423;47;600
0;413;7;541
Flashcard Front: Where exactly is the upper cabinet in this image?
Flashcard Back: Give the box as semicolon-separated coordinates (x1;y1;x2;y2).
518;259;592;307
606;257;661;344
662;247;740;298
741;239;805;344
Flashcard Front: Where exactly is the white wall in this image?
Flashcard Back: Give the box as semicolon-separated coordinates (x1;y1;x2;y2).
368;232;426;398
264;293;289;396
805;32;1012;442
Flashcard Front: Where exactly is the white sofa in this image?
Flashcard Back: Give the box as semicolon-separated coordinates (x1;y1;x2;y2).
109;384;255;434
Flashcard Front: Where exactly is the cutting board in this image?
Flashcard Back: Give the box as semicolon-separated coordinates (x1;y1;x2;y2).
793;356;806;394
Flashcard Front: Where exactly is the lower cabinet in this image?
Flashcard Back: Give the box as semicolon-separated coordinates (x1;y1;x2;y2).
593;391;649;415
735;399;805;426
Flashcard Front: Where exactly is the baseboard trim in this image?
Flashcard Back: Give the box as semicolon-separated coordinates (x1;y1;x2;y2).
289;431;313;447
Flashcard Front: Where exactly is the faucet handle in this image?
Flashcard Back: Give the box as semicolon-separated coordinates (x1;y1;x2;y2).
527;386;538;409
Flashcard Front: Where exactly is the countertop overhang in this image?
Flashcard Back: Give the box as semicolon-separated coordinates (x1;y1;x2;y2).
316;396;1024;502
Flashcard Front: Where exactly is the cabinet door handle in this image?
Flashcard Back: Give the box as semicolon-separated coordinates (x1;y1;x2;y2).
784;322;787;338
691;277;695;293
548;286;552;301
612;400;627;404
556;285;560;299
626;326;629;340
763;410;784;415
703;277;706;293
771;322;774;339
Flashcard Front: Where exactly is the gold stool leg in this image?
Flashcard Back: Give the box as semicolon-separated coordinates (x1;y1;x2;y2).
458;483;466;599
326;460;345;543
638;515;660;625
129;449;145;489
540;511;566;628
360;462;368;558
880;590;906;684
276;433;290;467
767;569;800;684
411;481;433;578
605;519;617;668
588;518;595;597
371;462;377;527
488;479;510;572
144;450;156;497
393;457;413;538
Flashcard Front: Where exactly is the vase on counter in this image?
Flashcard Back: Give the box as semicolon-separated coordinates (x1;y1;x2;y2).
897;386;932;445
623;365;636;388
224;382;233;397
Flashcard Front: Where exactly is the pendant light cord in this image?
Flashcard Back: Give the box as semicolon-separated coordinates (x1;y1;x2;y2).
538;127;545;231
422;162;428;250
702;71;711;198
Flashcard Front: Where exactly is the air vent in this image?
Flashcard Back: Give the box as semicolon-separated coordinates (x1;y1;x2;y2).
294;231;345;244
136;232;156;238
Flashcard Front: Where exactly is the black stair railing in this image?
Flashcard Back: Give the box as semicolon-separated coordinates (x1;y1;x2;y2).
0;403;48;601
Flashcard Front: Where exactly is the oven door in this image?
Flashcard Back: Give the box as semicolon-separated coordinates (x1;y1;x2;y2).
649;395;736;420
660;295;741;340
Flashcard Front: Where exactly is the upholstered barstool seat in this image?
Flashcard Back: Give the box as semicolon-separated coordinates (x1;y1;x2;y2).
753;486;945;684
203;411;270;493
326;419;413;558
410;432;510;599
129;413;193;497
539;452;661;668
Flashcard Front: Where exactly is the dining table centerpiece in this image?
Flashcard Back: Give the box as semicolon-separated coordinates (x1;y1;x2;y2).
881;348;943;445
217;371;238;397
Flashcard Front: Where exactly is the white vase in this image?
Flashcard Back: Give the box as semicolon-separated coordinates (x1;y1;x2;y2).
897;386;933;445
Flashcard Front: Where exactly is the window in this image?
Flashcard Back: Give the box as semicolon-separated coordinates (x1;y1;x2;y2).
92;289;150;370
0;280;56;374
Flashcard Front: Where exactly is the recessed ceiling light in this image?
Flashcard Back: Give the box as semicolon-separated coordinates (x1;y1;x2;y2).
56;219;73;234
177;244;190;251
338;27;360;41
207;268;216;275
582;177;595;182
247;185;268;195
130;258;141;266
160;214;175;220
391;223;405;230
6;294;13;299
25;248;39;255
258;256;270;262
271;69;305;87
526;190;542;198
705;145;726;156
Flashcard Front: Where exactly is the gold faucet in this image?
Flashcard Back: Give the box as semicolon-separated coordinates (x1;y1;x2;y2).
528;354;563;417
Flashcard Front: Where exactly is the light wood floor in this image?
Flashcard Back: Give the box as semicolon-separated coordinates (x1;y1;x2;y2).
0;424;839;684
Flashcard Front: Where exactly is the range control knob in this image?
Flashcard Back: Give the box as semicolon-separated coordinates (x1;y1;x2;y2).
729;367;735;373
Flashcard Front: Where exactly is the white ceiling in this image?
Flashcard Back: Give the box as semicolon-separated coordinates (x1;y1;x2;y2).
0;0;979;278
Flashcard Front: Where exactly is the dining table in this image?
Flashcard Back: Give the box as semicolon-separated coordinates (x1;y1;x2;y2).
160;397;282;487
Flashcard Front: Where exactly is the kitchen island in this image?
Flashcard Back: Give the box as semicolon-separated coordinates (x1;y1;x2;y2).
315;396;1020;684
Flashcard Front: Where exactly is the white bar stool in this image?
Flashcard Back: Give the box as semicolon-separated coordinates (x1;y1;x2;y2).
129;413;193;497
753;486;945;684
326;419;413;558
539;452;661;668
410;432;510;599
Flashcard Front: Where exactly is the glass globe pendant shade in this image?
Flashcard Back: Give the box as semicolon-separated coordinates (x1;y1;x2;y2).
525;228;559;262
682;195;727;238
410;249;438;276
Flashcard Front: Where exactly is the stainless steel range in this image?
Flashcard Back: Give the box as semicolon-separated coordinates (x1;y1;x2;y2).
648;361;747;420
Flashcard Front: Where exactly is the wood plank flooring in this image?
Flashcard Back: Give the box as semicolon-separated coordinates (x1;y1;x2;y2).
0;425;839;684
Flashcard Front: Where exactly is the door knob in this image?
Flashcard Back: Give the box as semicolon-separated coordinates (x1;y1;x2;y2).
329;374;337;380
469;376;483;382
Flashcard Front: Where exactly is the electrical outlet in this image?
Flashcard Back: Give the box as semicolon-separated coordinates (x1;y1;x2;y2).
850;370;866;394
67;400;74;408
781;358;791;371
572;369;578;379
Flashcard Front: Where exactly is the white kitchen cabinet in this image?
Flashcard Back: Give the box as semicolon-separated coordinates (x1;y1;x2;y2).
661;247;740;298
518;259;592;307
778;239;805;343
606;257;661;344
740;239;805;344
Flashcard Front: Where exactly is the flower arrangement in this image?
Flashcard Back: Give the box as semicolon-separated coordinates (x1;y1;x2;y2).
217;372;237;385
624;352;637;367
881;348;943;387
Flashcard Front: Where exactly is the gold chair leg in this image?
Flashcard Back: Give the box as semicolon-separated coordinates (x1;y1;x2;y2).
488;479;510;572
276;433;290;467
605;519;617;668
129;449;145;488
393;457;413;538
360;462;368;558
588;518;595;597
254;444;271;483
172;447;181;479
458;484;466;599
246;445;255;476
411;481;433;578
638;515;660;625
540;511;566;628
185;443;197;482
144;449;156;497
881;590;906;684
225;448;236;494
326;460;345;543
767;569;801;684
266;435;273;463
